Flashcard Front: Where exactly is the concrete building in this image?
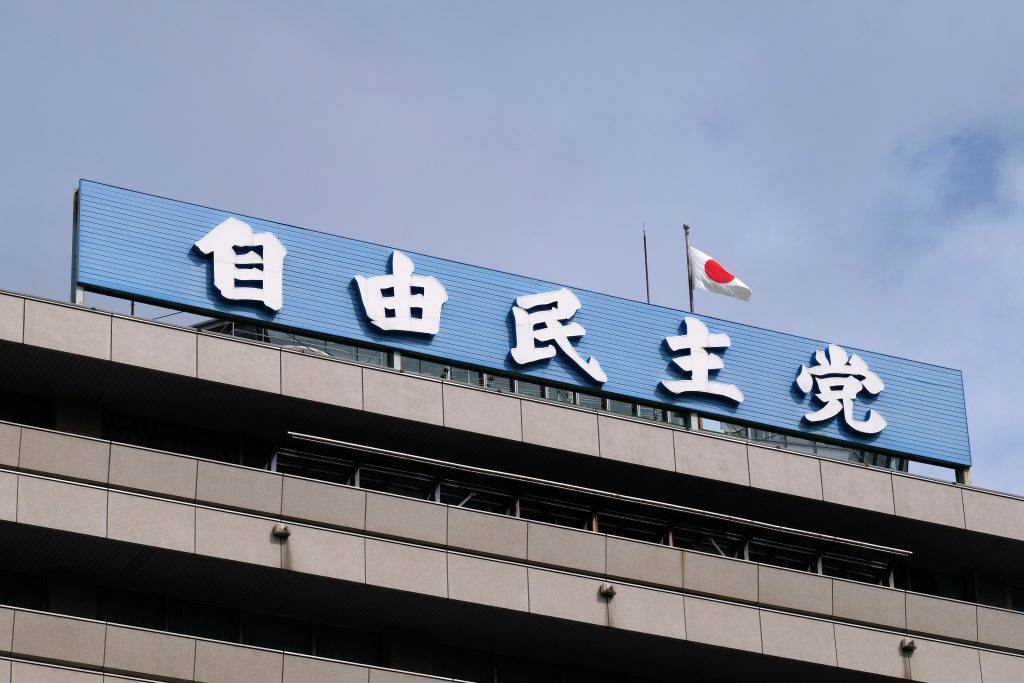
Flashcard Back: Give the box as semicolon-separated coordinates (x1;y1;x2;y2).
0;182;1022;682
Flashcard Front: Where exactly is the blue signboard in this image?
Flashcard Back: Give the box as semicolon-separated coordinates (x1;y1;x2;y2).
74;180;971;466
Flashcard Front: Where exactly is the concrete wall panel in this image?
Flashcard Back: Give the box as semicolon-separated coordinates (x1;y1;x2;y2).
520;401;599;457
0;293;24;343
283;525;365;583
980;650;1024;683
365;492;447;546
0;608;12;653
0;472;16;523
747;446;822;500
9;662;100;683
103;625;196;681
605;537;682;589
283;655;369;683
597;416;674;471
909;639;982;683
107;492;195;554
832;580;906;630
24;301;110;361
760;611;837;667
820;460;894;515
448;554;529;612
362;369;443;426
368;670;448;683
442;385;522;441
195;508;281;568
365;540;448;598
281;351;362;410
977;605;1024;651
758;566;832;616
608;584;686;640
527;569;607;626
282;477;365;531
197;335;281;394
19;429;109;485
196;461;282;516
194;640;283;683
108;445;197;501
111;317;197;377
673;431;749;486
11;611;105;668
833;624;910;679
963;489;1024;542
906;594;978;643
683;597;762;653
682;551;758;604
527;523;605;575
16;477;106;537
0;660;7;683
447;508;527;560
893;475;966;529
0;423;20;468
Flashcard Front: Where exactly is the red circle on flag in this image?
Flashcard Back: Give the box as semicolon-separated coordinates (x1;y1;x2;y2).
704;259;735;284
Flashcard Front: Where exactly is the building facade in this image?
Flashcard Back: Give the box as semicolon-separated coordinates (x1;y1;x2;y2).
0;185;1021;682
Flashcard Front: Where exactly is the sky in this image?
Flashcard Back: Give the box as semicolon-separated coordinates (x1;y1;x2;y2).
0;1;1021;493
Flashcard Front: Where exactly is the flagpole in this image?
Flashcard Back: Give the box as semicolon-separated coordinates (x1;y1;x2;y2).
642;224;651;304
683;224;695;313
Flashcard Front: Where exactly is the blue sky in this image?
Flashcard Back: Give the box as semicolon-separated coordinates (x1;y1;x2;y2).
1;1;1021;492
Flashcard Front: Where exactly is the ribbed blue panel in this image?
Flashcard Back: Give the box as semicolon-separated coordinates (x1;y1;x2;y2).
75;180;971;466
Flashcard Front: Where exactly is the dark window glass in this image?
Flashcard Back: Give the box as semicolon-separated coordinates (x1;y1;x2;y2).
636;405;665;422
515;381;543;399
167;600;239;641
433;643;492;682
484;375;512;392
564;668;626;683
0;571;44;610
1011;586;1024;612
907;567;969;601
97;587;165;630
496;655;560;683
450;367;483;386
546;386;575;404
607;399;635;416
0;391;53;429
315;624;382;666
576;393;603;410
242;612;313;654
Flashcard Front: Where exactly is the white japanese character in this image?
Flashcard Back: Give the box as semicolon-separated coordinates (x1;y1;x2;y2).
795;344;886;434
354;250;448;335
195;218;286;311
510;288;607;383
661;317;743;403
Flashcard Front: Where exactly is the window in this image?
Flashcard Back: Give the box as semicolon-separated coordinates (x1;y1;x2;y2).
167;600;239;641
242;612;312;654
1011;586;1024;612
0;571;44;610
433;644;492;682
496;655;560;683
98;587;165;630
315;624;382;665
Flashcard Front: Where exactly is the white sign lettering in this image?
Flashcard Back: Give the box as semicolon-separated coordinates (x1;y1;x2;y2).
510;287;607;383
195;218;286;311
796;344;886;434
354;250;448;335
662;317;743;403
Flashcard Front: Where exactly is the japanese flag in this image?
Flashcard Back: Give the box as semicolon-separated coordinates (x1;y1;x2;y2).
688;246;752;301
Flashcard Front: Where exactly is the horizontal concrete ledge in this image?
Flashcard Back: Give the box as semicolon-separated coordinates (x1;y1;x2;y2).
3;595;1022;683
1;609;468;683
0;290;997;540
5;466;1024;660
